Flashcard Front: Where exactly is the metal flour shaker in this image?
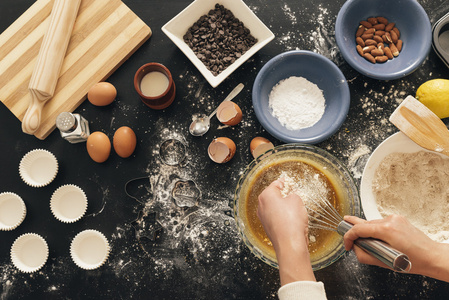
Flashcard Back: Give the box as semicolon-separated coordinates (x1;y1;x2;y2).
55;112;90;143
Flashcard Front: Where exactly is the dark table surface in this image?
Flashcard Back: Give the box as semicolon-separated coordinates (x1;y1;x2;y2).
2;0;449;299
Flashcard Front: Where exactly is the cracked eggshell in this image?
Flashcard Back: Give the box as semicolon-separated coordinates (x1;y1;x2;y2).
250;137;274;159
208;137;236;163
216;101;242;126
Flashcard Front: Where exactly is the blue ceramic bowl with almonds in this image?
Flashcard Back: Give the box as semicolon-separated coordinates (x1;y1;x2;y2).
335;0;432;80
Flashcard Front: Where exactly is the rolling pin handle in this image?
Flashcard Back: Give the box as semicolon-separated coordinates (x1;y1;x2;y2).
22;90;51;135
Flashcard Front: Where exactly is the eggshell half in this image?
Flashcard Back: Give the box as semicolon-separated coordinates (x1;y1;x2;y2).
86;132;111;163
87;82;117;106
208;137;236;163
250;137;274;159
216;101;242;126
113;126;137;158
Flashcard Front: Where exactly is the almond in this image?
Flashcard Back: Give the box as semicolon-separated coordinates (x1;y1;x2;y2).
390;30;398;44
363;45;376;53
361;33;374;40
375;55;388;63
385;22;395;32
356;37;365;47
384;32;393;43
371;49;384;56
356;44;364;56
367;17;378;25
396;39;403;52
373;23;386;30
360;20;372;28
364;39;377;46
365;28;376;35
375;30;386;36
384;47;394;59
363;53;376;64
356;25;365;37
389;43;399;56
373;35;384;44
392;27;400;39
377;17;389;25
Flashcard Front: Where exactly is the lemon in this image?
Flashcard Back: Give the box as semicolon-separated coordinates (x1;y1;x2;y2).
415;79;449;119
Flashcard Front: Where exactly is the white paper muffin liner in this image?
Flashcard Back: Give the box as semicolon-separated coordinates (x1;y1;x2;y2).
70;229;110;270
0;192;26;231
10;233;49;273
50;185;88;223
19;149;58;187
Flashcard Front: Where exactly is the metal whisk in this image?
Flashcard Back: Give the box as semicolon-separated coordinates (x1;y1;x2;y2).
306;191;412;273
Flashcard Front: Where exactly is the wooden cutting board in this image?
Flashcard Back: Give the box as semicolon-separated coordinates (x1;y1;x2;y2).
0;0;152;140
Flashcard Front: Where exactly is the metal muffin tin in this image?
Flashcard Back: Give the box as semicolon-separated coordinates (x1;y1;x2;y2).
432;12;449;68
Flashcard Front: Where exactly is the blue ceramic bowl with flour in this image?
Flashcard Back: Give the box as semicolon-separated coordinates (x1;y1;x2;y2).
252;50;350;144
335;0;431;80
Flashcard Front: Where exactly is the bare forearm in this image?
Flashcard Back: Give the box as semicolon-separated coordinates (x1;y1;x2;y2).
423;243;449;282
275;238;316;285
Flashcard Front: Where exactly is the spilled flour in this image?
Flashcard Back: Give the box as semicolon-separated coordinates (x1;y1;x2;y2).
373;151;449;242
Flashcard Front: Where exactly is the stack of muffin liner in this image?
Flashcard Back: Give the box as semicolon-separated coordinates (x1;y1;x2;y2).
5;149;110;273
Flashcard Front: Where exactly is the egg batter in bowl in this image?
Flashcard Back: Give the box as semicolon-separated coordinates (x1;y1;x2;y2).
233;144;360;270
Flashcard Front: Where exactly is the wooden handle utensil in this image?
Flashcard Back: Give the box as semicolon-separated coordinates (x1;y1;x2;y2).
21;0;81;135
389;95;449;157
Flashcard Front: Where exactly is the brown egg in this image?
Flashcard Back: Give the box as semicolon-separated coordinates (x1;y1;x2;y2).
208;137;236;163
86;131;111;163
87;82;117;106
250;137;274;159
113;126;137;158
216;101;242;126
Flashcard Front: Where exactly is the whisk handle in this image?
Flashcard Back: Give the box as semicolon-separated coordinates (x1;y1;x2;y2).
337;220;412;273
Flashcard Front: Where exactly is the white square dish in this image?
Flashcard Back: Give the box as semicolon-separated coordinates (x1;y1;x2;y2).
162;0;274;87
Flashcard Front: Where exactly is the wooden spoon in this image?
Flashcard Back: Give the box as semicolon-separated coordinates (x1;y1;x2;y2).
389;95;449;157
21;0;81;135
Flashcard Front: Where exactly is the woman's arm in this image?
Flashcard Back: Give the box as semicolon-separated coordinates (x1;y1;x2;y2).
344;214;449;282
257;179;316;285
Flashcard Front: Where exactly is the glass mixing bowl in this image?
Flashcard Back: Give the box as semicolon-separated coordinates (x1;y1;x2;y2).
233;143;360;270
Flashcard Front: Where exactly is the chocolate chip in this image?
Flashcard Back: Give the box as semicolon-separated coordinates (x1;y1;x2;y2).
183;3;258;76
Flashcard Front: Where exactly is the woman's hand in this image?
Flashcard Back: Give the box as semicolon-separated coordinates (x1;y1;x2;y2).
257;179;309;249
343;214;449;281
257;179;315;285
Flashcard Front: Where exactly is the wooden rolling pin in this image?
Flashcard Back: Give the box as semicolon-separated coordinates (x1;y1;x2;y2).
22;0;81;135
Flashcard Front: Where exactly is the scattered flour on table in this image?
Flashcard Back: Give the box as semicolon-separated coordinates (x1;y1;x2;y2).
117;125;243;281
347;144;371;179
277;4;341;65
373;151;449;242
269;76;325;130
1;264;16;299
281;4;297;25
309;5;342;64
